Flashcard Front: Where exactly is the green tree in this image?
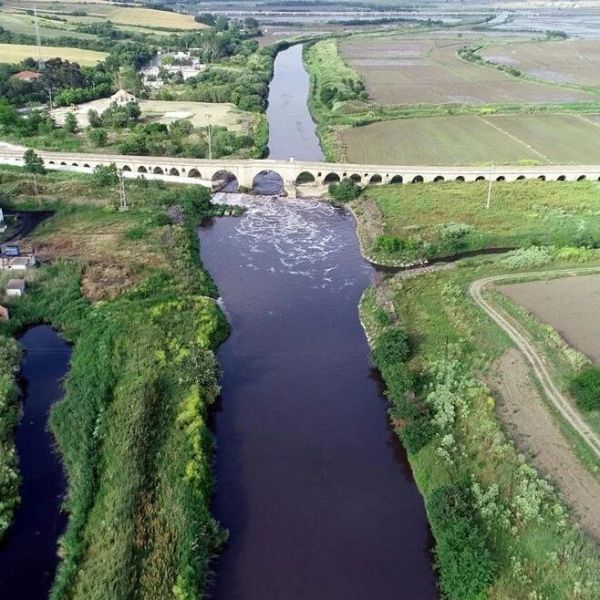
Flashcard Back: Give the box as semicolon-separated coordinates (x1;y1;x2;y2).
328;178;362;202
92;163;119;187
64;111;78;134
88;109;102;128
87;127;108;147
23;149;45;174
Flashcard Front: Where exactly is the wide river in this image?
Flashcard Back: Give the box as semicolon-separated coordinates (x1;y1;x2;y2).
203;45;437;598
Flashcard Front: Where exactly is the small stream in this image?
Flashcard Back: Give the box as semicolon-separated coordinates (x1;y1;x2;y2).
0;326;70;598
205;44;437;599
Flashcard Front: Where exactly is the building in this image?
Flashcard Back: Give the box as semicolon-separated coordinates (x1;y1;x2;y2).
0;255;36;271
110;89;137;106
5;279;25;298
11;70;42;83
0;306;8;322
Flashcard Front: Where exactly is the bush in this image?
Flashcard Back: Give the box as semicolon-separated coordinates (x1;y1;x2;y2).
399;415;436;454
501;246;552;269
427;484;495;599
371;329;411;367
23;148;45;174
569;366;600;411
328;178;362;202
92;163;119;187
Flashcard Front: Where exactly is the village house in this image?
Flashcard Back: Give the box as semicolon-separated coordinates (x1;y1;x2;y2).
0;245;36;272
11;70;42;83
5;279;25;298
111;89;137;106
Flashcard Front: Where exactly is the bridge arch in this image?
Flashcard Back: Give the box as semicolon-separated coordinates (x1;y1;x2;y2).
577;175;587;181
153;167;164;175
253;170;284;195
390;175;403;184
138;166;147;173
455;176;465;182
48;161;55;165
83;163;90;168
323;172;341;184
516;175;525;180
296;171;316;185
475;175;485;181
121;165;132;172
557;175;566;181
188;168;201;178
350;173;362;183
538;175;546;181
169;167;180;177
433;176;445;183
60;162;67;166
72;162;79;167
412;175;424;184
496;175;505;182
212;170;239;192
369;174;383;184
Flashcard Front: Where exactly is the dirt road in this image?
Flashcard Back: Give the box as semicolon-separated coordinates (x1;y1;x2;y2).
469;268;600;461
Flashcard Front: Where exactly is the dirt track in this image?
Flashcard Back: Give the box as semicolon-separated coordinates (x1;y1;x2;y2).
469;268;600;462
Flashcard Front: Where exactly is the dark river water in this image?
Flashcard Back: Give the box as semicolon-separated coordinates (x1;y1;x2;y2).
0;326;70;598
204;44;437;599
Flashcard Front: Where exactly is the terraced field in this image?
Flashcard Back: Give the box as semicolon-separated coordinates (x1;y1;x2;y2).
341;113;600;165
340;35;597;105
481;40;600;88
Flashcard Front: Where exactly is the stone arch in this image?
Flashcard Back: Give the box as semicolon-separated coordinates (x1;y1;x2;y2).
475;176;486;181
577;175;587;181
323;172;341;184
188;168;201;178
212;170;239;192
49;160;55;165
455;176;465;182
516;175;526;180
412;175;424;183
390;175;403;184
121;165;132;172
296;171;316;185
538;175;546;181
557;175;566;181
60;162;67;166
153;166;164;175
350;173;362;183
83;163;90;168
496;175;505;182
433;176;445;183
169;167;180;177
138;166;148;173
253;170;284;195
71;162;79;167
369;174;383;184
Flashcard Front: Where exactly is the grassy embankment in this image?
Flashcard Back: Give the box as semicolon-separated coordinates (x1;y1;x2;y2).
304;38;600;162
0;166;233;599
355;180;600;596
352;180;600;266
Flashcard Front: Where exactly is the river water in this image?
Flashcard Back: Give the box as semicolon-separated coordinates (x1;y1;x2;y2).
0;326;70;598
204;45;437;599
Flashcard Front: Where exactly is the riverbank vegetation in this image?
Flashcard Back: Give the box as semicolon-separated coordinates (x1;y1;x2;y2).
352;180;600;265
360;253;600;598
0;165;232;598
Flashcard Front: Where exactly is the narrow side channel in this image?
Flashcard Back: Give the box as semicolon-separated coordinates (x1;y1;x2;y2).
0;325;70;599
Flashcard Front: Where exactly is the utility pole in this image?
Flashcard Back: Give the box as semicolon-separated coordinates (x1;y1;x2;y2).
486;163;494;210
206;114;212;160
118;170;128;212
34;6;43;71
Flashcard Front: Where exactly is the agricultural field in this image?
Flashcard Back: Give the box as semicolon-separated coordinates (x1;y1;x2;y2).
481;40;600;89
0;43;107;66
354;179;600;263
502;274;600;363
340;34;597;105
340;113;600;165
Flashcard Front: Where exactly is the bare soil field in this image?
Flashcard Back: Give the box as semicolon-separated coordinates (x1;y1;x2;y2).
340;35;596;105
52;99;252;131
340;113;600;165
491;348;600;541
501;274;600;363
481;40;600;88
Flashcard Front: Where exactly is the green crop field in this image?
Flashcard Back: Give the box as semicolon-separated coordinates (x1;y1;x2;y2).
0;43;107;65
340;34;597;106
340;113;600;165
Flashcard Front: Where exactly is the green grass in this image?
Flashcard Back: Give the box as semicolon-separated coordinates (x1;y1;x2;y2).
359;180;600;263
0;42;107;65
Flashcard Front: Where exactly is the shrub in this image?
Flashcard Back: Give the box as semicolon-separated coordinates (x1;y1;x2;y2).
23;148;45;174
569;366;600;411
399;415;436;454
501;246;552;269
328;178;362;202
427;484;495;599
371;329;411;367
92;163;119;187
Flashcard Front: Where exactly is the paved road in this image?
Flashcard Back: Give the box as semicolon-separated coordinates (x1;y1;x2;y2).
469;268;600;461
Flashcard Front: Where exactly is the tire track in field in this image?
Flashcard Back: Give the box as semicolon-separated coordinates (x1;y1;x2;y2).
469;268;600;461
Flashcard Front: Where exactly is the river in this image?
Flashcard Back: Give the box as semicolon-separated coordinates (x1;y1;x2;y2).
204;44;437;599
0;326;70;598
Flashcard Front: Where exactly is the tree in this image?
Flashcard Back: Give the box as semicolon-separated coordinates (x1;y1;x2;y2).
328;178;362;202
23;149;45;174
88;109;102;128
87;127;108;147
92;163;119;187
64;111;78;134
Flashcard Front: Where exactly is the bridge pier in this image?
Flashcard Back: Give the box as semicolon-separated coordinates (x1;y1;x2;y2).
284;181;297;198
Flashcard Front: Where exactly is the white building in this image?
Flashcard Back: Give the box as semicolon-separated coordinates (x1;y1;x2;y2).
5;279;25;298
0;208;5;234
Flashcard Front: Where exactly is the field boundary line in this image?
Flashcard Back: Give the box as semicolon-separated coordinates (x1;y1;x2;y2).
469;267;600;461
478;116;549;161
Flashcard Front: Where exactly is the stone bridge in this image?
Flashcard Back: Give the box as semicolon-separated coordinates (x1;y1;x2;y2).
1;147;600;196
